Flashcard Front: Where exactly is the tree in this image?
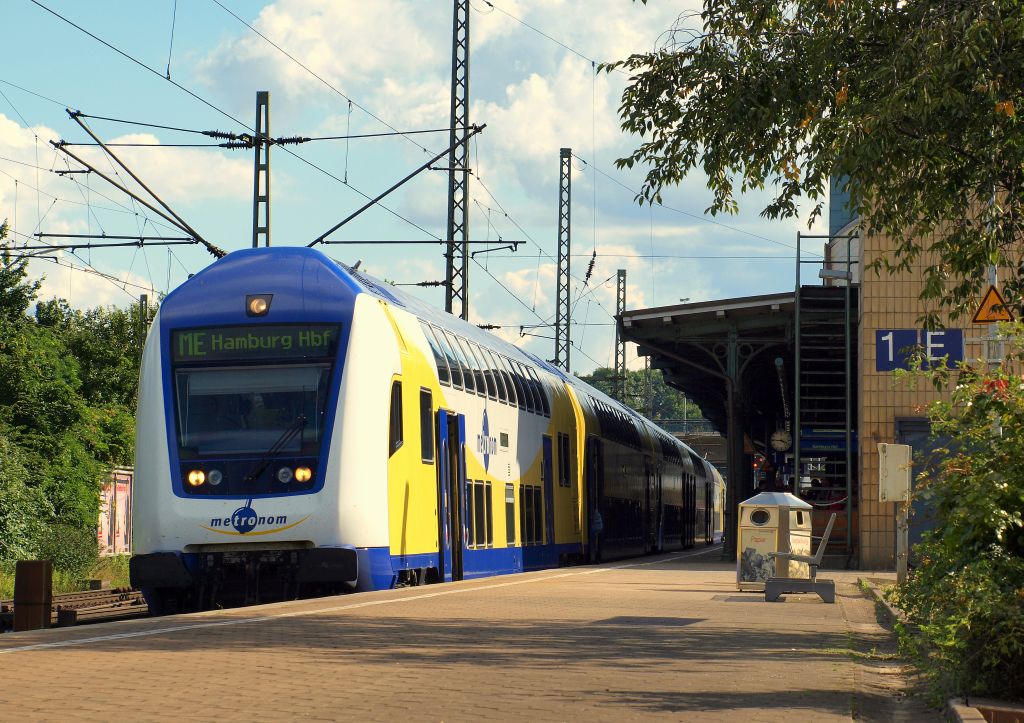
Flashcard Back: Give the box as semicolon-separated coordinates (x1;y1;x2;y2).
604;1;1024;322
578;366;702;421
0;220;137;561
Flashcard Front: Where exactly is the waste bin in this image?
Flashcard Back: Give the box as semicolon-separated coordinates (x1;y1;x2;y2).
737;492;813;591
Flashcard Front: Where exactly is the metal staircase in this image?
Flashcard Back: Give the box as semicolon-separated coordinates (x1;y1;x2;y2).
795;284;858;557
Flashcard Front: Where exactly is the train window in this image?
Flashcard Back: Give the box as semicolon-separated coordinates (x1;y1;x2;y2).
533;486;544;544
446;332;476;394
473;480;485;547
174;365;330;462
389;381;403;457
516;361;539;413
495;354;518;407
505;483;516;545
420;388;434;463
527;367;550;416
457;337;486;397
557;432;571;488
433;327;463;389
470;342;497;399
484;348;508;404
421;322;451;386
521;486;533;546
501;356;526;409
485;481;493;546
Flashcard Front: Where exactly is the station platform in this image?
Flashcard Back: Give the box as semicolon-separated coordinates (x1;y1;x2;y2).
0;546;936;721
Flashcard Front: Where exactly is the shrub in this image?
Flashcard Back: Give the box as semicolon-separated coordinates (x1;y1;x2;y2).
36;523;98;578
891;332;1024;702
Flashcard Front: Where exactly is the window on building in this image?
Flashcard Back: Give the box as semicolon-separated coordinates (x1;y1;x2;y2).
389;380;403;457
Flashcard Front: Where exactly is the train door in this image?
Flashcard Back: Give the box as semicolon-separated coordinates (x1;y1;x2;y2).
585;436;604;563
542;435;554;544
644;460;657;553
656;467;664;552
437;410;466;582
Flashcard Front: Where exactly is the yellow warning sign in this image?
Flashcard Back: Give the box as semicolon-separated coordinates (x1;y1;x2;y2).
973;285;1014;323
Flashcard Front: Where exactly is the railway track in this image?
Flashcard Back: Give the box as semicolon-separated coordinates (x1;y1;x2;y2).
0;588;148;632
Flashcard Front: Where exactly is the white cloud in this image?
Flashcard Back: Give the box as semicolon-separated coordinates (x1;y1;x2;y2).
29;254;155;309
196;0;448;109
69;134;251;204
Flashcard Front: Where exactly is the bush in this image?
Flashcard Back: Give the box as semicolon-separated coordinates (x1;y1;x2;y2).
36;523;98;578
892;543;1024;702
891;334;1024;703
0;434;50;562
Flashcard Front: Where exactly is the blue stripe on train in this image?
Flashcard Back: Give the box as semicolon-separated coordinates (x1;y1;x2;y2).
355;542;585;591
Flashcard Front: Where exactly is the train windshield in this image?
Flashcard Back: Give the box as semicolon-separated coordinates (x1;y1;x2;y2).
174;365;332;457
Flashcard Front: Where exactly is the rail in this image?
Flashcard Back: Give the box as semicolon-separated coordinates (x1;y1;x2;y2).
0;588;147;632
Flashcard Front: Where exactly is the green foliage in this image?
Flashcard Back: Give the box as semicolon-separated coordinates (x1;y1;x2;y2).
889;326;1024;701
0;220;141;566
578;366;702;420
35;523;99;580
0;433;51;562
35;299;145;408
605;0;1024;323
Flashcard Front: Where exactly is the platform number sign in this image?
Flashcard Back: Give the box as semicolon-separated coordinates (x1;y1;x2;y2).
875;329;964;372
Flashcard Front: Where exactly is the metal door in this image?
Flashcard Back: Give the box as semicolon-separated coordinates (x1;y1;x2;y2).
437;410;466;582
542;435;554;544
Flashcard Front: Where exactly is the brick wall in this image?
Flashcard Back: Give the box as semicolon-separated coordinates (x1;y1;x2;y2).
857;230;1000;568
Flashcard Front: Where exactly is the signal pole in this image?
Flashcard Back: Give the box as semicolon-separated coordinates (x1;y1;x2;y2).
614;269;626;400
554;148;572;372
445;0;471;319
252;91;271;248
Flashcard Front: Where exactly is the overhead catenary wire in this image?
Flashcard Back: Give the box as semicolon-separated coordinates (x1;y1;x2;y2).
30;0;440;243
573;155;819;257
208;0;441;157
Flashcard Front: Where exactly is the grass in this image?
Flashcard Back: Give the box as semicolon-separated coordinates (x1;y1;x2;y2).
0;555;132;600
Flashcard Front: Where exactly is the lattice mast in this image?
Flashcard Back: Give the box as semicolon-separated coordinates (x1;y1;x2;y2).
252;91;271;248
555;148;572;372
444;0;471;319
614;269;627;401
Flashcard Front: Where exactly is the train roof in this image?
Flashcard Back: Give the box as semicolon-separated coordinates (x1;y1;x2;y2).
174;247;717;473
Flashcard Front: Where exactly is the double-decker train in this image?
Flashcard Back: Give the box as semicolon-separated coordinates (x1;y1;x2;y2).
130;247;723;612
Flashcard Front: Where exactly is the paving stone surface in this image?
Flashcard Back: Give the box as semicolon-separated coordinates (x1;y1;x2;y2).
0;547;939;721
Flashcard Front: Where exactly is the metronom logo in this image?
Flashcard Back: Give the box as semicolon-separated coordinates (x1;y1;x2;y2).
202;504;309;536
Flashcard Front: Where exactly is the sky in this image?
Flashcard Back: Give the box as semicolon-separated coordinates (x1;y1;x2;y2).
0;0;829;375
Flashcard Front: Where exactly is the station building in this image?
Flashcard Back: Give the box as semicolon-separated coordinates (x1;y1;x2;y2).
619;197;1011;570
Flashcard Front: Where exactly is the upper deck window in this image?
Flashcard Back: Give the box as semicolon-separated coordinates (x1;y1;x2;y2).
420;321;451;386
432;326;464;389
449;335;476;394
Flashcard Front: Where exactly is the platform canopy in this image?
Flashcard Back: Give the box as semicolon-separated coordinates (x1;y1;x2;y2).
619;292;795;437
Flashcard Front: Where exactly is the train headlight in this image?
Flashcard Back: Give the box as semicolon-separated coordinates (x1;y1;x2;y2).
276;466;294;484
187;469;206;487
294;466;312;483
207;469;223;486
246;294;273;317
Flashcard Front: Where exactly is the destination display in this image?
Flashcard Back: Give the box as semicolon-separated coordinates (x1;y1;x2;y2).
172;324;340;363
